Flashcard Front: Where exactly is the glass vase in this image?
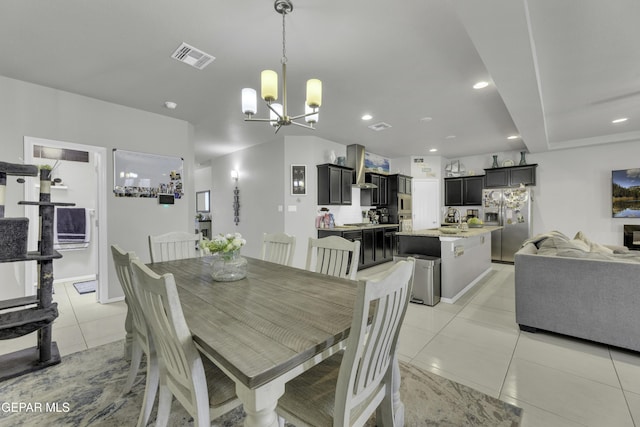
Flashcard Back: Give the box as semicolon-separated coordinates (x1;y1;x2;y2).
491;155;499;168
210;250;247;282
519;151;527;165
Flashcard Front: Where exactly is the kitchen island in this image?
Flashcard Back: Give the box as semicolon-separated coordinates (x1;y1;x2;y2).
318;223;400;269
397;226;502;303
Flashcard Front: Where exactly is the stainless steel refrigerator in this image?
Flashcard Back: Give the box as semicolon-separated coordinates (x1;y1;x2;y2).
482;187;533;263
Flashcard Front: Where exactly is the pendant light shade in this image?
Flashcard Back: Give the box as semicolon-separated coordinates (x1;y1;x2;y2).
306;79;322;108
304;104;318;124
241;88;257;115
270;103;283;126
261;70;278;101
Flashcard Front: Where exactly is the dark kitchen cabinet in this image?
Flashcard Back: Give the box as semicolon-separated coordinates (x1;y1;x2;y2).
389;174;412;195
484;164;537;188
362;229;376;266
341;230;364;266
444;178;463;206
318;225;399;269
444;175;484;206
384;227;397;258
317;164;353;205
360;173;388;206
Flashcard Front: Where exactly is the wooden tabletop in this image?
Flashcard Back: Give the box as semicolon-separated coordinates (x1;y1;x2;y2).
147;256;358;389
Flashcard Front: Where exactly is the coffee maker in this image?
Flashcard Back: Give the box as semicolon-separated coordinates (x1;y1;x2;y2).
445;207;458;224
377;208;390;223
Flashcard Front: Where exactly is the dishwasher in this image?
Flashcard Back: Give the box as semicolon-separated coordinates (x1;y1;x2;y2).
393;254;441;306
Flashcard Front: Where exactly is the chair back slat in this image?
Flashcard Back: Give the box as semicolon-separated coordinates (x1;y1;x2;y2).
306;236;361;280
149;231;202;262
334;258;414;423
130;259;208;415
261;232;296;266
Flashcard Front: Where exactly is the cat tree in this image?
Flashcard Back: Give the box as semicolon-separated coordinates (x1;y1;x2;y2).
0;161;75;380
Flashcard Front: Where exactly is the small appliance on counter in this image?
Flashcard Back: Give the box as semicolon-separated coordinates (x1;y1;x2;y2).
377;208;390;223
444;207;459;224
466;209;479;220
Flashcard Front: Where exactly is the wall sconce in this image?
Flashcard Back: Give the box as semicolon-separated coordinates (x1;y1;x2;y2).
231;170;240;225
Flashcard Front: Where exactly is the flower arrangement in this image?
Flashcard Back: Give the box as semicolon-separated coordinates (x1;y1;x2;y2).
203;233;246;259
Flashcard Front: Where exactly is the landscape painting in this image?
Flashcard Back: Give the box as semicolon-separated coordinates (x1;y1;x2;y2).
612;168;640;217
364;152;390;173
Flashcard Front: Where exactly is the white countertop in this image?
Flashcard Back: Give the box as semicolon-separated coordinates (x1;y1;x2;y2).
396;225;502;238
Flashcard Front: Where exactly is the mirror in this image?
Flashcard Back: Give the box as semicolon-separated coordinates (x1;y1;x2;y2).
196;190;210;212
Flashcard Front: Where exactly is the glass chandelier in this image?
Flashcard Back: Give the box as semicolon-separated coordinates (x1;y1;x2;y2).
241;0;322;133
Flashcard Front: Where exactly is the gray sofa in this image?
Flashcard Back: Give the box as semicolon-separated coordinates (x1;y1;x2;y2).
515;233;640;352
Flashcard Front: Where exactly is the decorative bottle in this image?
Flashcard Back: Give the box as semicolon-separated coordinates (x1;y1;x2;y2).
492;155;499;168
519;151;527;165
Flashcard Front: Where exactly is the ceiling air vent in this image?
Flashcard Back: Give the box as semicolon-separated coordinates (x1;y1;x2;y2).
367;122;392;132
171;42;215;70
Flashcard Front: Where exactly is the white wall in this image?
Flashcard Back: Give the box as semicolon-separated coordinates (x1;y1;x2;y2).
0;75;194;301
194;165;212;193
210;139;285;260
208;135;380;270
453;142;640;245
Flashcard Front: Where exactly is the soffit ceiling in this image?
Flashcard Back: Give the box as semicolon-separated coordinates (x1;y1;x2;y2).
0;0;637;162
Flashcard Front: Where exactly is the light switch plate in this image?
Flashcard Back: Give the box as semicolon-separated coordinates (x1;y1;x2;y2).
287;205;297;212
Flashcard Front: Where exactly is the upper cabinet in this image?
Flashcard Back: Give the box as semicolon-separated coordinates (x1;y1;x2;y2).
484;164;537;188
444;175;484;206
360;172;388;206
388;174;412;195
317;164;353;205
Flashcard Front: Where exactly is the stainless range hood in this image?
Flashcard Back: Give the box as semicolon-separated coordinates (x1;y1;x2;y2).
346;144;378;189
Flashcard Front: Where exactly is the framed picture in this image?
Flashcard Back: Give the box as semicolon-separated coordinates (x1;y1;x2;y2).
291;164;307;195
612;168;640;217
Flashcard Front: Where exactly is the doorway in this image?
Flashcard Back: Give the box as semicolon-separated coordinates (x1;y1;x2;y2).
412;179;440;230
23;136;109;303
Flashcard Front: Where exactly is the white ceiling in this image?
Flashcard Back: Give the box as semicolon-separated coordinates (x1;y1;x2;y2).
1;0;638;163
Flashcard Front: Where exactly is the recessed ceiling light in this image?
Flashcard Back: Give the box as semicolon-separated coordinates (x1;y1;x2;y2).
164;101;177;110
507;135;520;140
429;148;438;152
445;135;456;139
420;116;433;122
612;117;628;124
473;81;489;89
361;114;373;121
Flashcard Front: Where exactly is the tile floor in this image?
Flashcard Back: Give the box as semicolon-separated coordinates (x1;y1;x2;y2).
2;263;640;426
358;262;640;427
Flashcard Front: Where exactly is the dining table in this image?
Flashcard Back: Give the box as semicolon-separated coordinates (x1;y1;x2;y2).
146;255;405;427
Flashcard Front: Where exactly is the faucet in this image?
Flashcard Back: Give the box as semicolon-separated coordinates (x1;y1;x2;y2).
454;208;462;228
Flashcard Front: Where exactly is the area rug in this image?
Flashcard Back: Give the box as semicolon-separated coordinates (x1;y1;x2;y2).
0;341;521;426
72;280;96;295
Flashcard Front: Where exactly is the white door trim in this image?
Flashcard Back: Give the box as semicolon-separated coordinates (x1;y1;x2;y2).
23;136;109;304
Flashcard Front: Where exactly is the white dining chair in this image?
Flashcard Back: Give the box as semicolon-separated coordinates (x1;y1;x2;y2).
276;258;415;427
110;245;157;427
130;259;240;427
261;232;296;266
148;231;202;262
306;236;361;280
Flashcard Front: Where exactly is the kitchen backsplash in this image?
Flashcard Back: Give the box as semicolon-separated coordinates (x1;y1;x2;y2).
317;187;375;225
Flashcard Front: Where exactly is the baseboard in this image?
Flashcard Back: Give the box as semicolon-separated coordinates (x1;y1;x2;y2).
53;274;96;285
441;267;492;304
